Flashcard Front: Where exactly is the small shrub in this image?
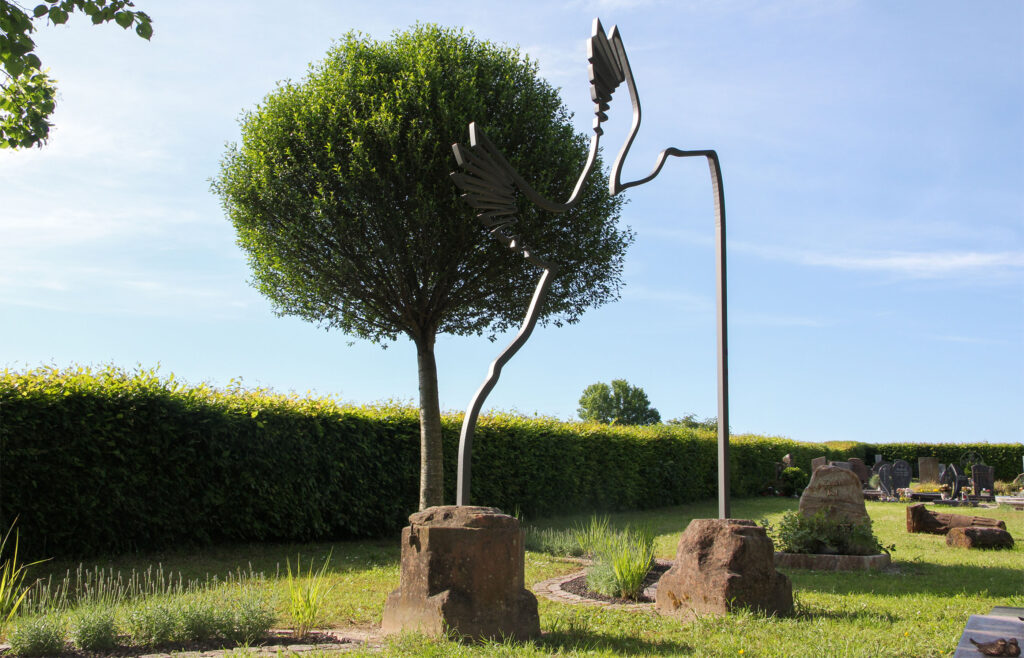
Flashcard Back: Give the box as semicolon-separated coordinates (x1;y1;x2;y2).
763;510;891;556
8;614;67;657
125;599;176;647
286;552;333;640
216;585;274;646
779;467;808;496
178;595;219;643
70;605;119;651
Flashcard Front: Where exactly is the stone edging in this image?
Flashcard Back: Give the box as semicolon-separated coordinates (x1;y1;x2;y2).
772;552;891;571
532;559;671;612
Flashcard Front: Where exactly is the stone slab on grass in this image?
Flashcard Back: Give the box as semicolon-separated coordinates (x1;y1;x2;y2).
953;614;1023;658
774;552;890;571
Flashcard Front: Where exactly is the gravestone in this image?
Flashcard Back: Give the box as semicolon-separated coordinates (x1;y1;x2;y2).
906;504;1006;535
877;463;895;497
875;454;883;463
938;463;946;481
946;526;1014;550
798;465;868;524
381;506;540;640
919;457;940;483
892;460;912;490
847;457;870;485
655;519;792;619
831;461;852;471
972;465;995;495
810;456;828;473
940;463;962;499
872;460;889;474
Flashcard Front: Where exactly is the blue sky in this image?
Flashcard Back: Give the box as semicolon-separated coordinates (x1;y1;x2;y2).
1;0;1021;445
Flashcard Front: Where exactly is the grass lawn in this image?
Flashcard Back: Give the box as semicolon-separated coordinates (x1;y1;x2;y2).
13;497;1024;657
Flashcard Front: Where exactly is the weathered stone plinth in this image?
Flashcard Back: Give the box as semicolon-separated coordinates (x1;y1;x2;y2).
381;505;539;641
946;526;1015;550
655;519;793;619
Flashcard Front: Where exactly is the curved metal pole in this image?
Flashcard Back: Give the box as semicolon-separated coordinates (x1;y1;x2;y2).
456;264;557;506
606;23;731;519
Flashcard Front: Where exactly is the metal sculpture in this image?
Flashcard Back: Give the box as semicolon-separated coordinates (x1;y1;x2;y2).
451;18;732;518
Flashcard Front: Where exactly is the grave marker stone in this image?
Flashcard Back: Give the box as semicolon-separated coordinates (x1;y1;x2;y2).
872;460;889;474
811;456;828;473
799;465;868;524
919;457;940;483
847;457;870;485
878;463;895;497
875;454;883;463
892;459;912;490
832;461;852;471
972;464;995;495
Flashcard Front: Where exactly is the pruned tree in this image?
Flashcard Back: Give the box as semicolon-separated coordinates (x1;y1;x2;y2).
0;0;153;148
212;25;631;510
578;379;660;425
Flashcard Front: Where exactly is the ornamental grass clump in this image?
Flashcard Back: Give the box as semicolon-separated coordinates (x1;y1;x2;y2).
215;584;274;646
0;522;46;632
524;526;584;557
286;552;333;640
576;516;655;600
125;598;176;648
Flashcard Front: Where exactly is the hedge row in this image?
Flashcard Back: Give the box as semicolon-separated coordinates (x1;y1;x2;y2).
1;366;1021;559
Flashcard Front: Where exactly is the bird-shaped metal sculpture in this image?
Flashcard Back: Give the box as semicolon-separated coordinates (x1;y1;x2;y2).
450;18;732;518
970;637;1020;656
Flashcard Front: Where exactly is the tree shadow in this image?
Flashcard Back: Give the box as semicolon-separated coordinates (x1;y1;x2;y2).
537;630;693;655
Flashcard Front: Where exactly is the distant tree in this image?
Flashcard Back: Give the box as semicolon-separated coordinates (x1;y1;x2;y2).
578;379;660;425
0;0;153;148
666;413;718;431
213;25;631;510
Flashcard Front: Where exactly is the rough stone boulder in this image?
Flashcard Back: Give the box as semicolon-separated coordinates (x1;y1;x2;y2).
945;526;1015;550
906;504;1007;535
381;505;540;641
799;465;868;524
655;519;792;619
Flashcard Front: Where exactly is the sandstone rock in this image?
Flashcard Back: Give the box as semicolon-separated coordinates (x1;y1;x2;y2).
810;456;828;473
655;519;792;618
798;465;868;524
946;526;1015;549
906;504;1007;535
381;506;539;641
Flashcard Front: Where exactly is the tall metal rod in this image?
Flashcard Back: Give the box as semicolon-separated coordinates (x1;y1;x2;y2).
456;265;556;506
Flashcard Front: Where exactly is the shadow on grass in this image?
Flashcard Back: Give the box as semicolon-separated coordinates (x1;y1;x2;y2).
537;630;693;655
788;561;1024;598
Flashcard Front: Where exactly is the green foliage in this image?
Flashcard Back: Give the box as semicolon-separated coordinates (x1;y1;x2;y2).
0;0;152;148
285;552;333;640
579;517;654;600
762;510;890;556
69;605;118;651
0;522;45;632
523;526;582;557
577;379;660;425
212;23;629;510
125;598;176;647
2;364;1022;559
215;585;274;646
8;613;66;656
666;413;718;431
177;595;219;643
779;466;808;496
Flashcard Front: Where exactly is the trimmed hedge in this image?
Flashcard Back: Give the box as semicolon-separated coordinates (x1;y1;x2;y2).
2;365;1021;559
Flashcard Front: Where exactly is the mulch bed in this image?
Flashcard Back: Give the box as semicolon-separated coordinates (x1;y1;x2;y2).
560;562;671;604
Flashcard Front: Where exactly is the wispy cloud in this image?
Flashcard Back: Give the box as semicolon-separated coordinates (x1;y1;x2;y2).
796;250;1024;277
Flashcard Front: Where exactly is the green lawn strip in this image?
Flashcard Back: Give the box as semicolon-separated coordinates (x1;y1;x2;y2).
10;498;1023;657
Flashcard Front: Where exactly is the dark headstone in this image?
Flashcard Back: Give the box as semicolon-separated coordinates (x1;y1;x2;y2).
847;458;870;485
878;463;894;496
381;506;539;640
906;504;1007;535
946;526;1014;550
938;463;946;481
831;461;853;471
872;460;890;474
941;463;963;499
918;457;940;483
875;454;883;463
972;465;996;495
811;456;828;473
799;466;868;524
655;519;792;618
892;460;912;489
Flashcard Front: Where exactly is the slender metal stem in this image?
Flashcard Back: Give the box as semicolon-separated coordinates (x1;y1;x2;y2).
456;265;558;506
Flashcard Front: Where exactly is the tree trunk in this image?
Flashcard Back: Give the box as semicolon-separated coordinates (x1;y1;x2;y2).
415;331;444;510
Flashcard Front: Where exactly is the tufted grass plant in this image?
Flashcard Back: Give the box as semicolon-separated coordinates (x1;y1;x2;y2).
524;526;584;557
286;551;333;640
125;598;177;647
577;516;655;600
0;523;46;632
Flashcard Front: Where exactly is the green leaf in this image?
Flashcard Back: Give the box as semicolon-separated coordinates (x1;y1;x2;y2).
48;8;69;24
135;20;152;40
114;11;132;28
33;5;49;18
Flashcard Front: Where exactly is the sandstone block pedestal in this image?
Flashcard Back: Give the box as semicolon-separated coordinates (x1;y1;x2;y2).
799;465;868;524
655;519;793;619
381;505;539;641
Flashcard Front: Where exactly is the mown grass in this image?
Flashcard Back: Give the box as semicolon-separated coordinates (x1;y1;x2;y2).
11;497;1024;657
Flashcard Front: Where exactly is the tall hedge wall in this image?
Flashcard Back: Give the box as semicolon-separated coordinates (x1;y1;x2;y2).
2;366;1021;559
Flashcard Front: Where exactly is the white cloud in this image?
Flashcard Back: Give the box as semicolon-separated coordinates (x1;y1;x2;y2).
797;251;1024;277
